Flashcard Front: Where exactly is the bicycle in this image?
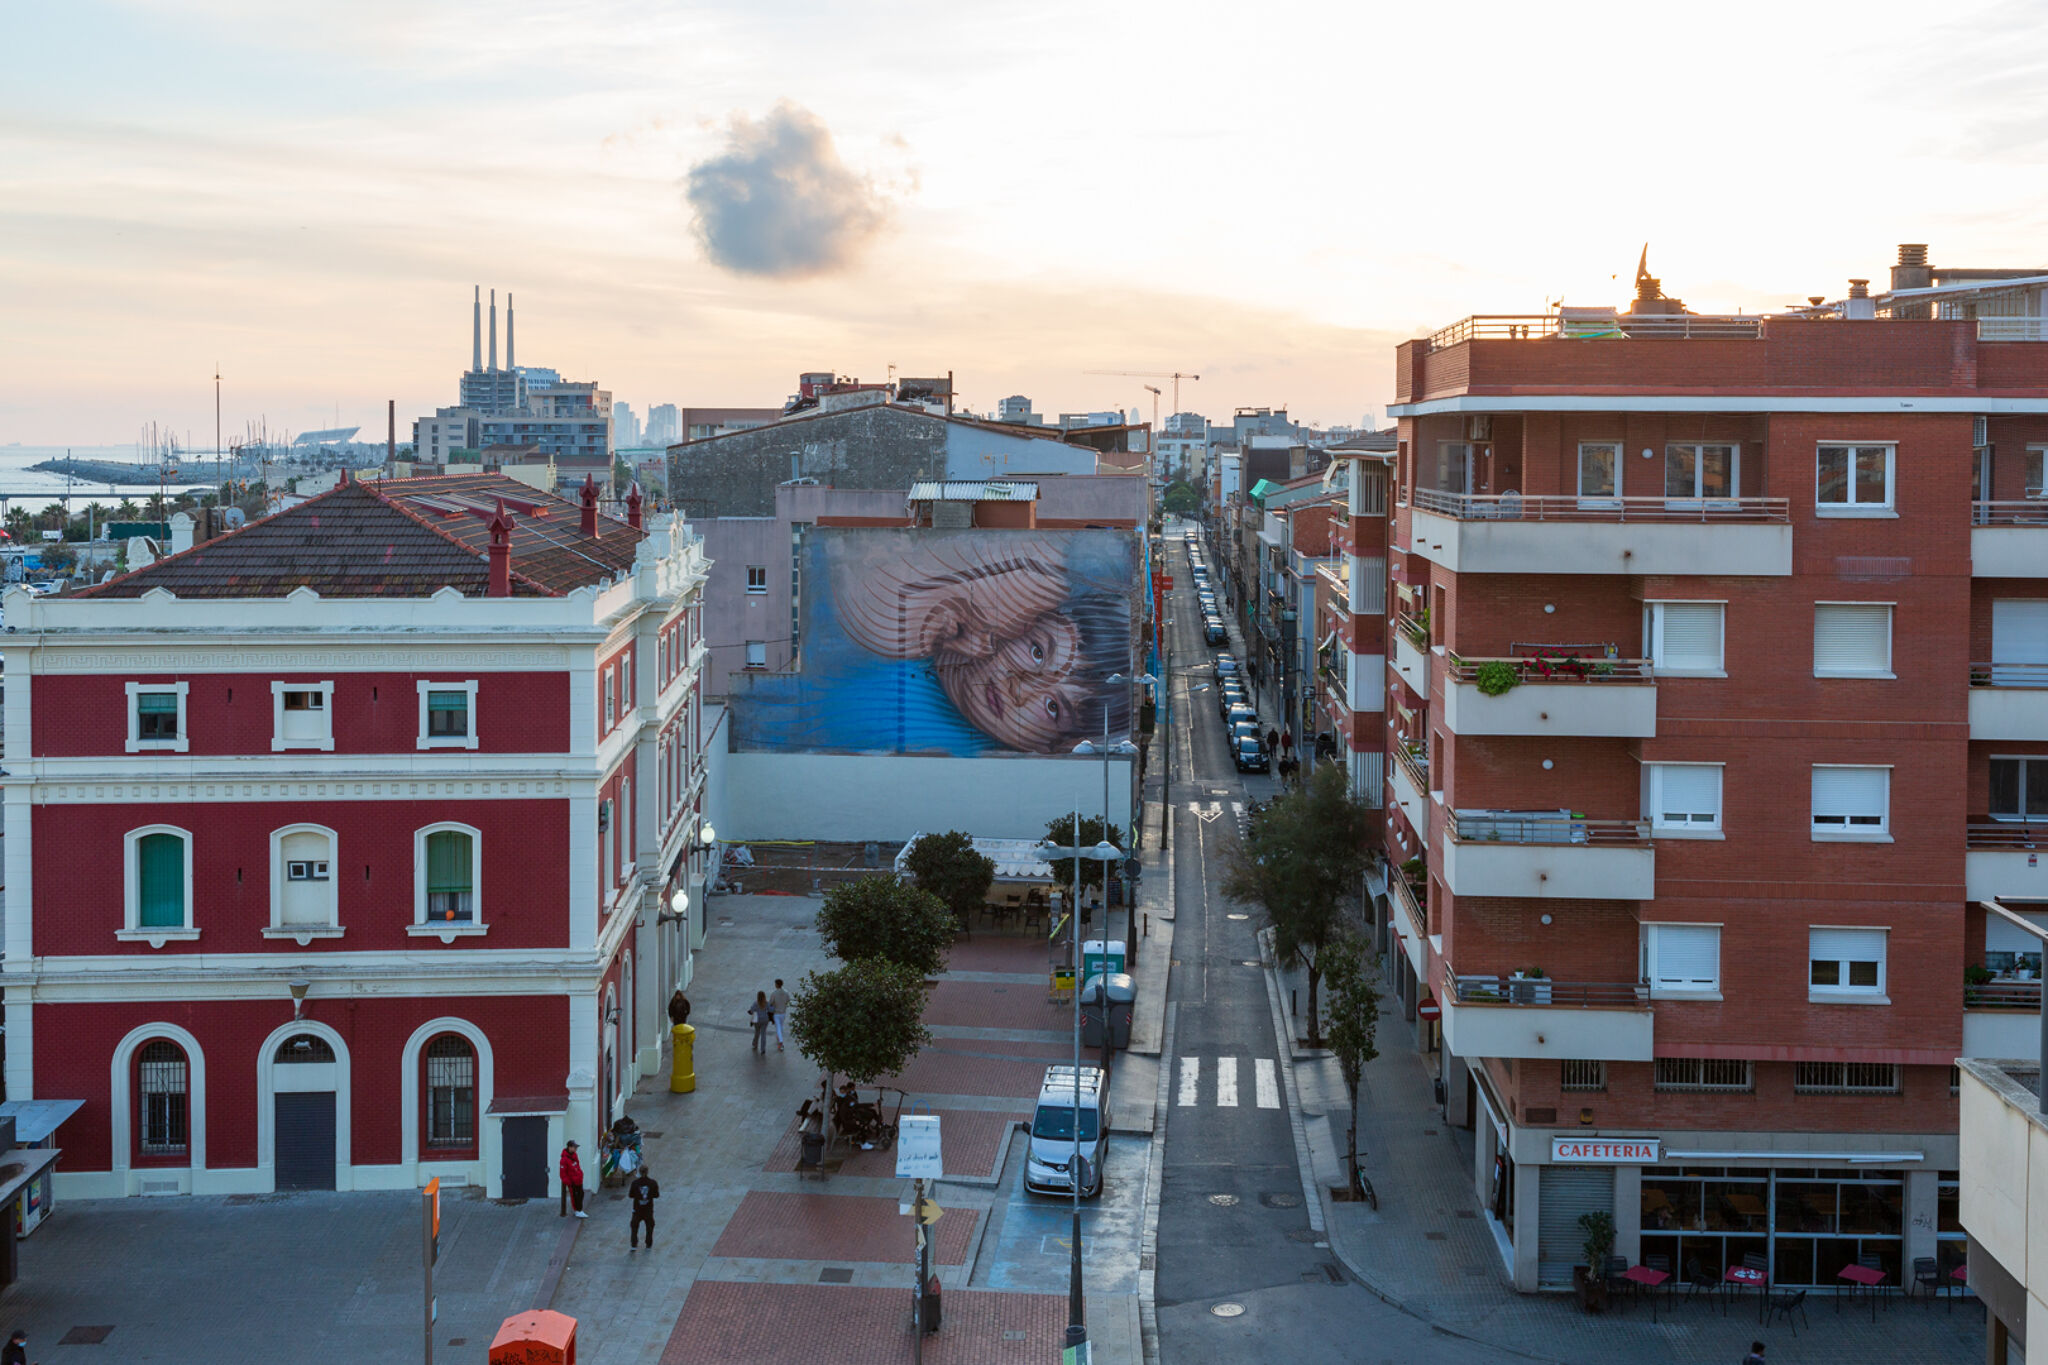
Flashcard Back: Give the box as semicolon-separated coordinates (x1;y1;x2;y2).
1341;1136;1379;1209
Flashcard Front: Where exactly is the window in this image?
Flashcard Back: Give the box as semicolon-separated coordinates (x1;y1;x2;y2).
1665;443;1738;501
621;648;633;708
1654;1058;1753;1092
1990;757;2048;821
271;681;335;751
126;682;190;753
1810;927;1887;997
746;564;768;594
2028;444;2046;498
1812;766;1889;837
286;861;329;880
416;681;478;750
121;826;197;943
1794;1061;1899;1094
423;1035;477;1151
618;782;634;881
1561;1060;1606;1092
1643;923;1721;995
603;666;616;729
745;641;767;669
1646;764;1722;832
1577;441;1622;505
1644;602;1724;674
1816;443;1894;512
1813;604;1893;677
411;825;484;937
138;1040;190;1156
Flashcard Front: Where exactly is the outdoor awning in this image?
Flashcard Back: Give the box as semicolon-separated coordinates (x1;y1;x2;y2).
0;1100;82;1146
1317;630;1338;653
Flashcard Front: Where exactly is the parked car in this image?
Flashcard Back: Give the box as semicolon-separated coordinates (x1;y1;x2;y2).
1225;703;1259;733
1204;620;1228;646
1232;720;1262;748
1026;1065;1109;1197
1234;735;1270;772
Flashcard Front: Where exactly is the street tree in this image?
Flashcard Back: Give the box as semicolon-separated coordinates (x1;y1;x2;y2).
788;958;932;1128
901;831;995;930
1321;931;1381;1200
1161;480;1201;517
1042;812;1125;908
1221;764;1372;1046
814;874;955;978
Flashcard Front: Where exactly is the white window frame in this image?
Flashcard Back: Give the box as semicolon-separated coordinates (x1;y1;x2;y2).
120;824;199;945
410;822;487;941
1815;442;1896;516
1576;441;1623;507
125;681;190;754
1664;442;1741;504
1808;925;1888;1002
1644;762;1723;837
746;564;768;594
265;823;344;942
416;680;479;751
1641;922;1722;999
617;779;634;883
2026;444;2046;499
603;665;616;730
1811;764;1891;841
270;680;336;752
744;641;767;669
1643;600;1726;677
621;647;633;709
1988;754;2048;822
1812;602;1894;679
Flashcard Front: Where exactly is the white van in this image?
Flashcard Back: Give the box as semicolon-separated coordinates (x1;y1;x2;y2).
1026;1065;1109;1197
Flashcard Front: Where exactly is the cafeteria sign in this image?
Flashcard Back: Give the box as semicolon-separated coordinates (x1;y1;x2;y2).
1552;1137;1659;1164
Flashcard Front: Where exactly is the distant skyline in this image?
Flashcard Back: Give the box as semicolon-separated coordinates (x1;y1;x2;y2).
6;0;2048;445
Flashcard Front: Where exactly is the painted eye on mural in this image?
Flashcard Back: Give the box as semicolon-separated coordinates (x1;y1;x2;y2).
1030;642;1045;663
1044;698;1060;720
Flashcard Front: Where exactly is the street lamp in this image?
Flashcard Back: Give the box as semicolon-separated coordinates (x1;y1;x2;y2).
1033;828;1123;1352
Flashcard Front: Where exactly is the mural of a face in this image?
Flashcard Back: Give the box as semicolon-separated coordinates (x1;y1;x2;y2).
937;611;1086;753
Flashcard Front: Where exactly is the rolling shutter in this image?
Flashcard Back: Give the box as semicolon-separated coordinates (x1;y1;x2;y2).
1812;767;1887;827
1653;603;1722;672
1991;599;2048;684
1652;764;1719;827
1813;604;1892;676
1538;1167;1616;1287
1648;924;1719;991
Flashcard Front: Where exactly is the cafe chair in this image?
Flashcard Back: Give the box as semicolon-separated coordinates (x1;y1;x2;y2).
1912;1257;1940;1305
1767;1288;1809;1335
1684;1256;1719;1305
1603;1256;1632;1310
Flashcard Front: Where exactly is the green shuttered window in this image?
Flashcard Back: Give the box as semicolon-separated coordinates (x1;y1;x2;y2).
137;833;186;928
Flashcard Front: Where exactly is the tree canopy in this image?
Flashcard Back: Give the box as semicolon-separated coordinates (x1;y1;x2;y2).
1161;481;1202;517
788;958;932;1088
814;874;955;978
1041;812;1126;898
901;831;995;928
1320;931;1381;1198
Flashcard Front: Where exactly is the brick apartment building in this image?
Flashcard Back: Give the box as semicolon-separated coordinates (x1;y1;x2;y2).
2;473;712;1200
1369;249;2048;1291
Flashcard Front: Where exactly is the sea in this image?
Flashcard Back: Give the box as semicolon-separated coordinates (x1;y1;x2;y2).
0;444;226;498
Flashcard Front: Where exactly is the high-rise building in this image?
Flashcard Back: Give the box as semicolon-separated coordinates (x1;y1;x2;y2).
613;402;642;447
645;405;680;447
1363;246;2048;1293
414;288;613;480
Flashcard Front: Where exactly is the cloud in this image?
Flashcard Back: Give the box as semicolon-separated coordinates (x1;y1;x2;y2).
684;102;887;278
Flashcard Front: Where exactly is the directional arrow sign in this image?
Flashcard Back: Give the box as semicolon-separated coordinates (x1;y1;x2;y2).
916;1196;944;1226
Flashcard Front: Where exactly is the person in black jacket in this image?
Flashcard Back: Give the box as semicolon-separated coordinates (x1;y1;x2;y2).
4;1328;30;1365
628;1168;660;1250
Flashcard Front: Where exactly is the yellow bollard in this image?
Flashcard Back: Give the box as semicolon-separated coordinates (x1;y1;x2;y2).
671;1023;697;1093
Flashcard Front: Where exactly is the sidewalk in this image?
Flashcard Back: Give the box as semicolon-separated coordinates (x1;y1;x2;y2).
1263;947;1985;1365
549;890;1157;1365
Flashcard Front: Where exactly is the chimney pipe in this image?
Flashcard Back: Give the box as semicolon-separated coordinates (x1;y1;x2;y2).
627;481;644;530
1891;244;1934;318
506;293;515;371
489;289;498;372
487;499;513;597
472;287;482;372
1845;279;1876;320
387;398;395;465
580;473;601;538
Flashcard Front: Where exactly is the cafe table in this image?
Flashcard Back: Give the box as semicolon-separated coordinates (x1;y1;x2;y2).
1623;1264;1671;1320
1837;1262;1886;1320
1724;1264;1767;1321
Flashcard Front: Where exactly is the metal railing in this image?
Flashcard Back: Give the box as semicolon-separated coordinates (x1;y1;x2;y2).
1972;499;2048;526
1444;809;1650;846
1393;742;1430;797
1965;979;2044;1009
1423;314;1767;350
1411;488;1790;523
1387;867;1426;940
1978;317;2048;342
1443;961;1650;1008
1971;661;2048;687
1396;612;1429;650
1445;653;1654;684
1968;822;2048;849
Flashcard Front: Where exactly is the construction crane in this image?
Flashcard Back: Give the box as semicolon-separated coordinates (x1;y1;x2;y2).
1082;369;1201;418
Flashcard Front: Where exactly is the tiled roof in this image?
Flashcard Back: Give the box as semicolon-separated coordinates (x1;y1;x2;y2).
80;475;642;600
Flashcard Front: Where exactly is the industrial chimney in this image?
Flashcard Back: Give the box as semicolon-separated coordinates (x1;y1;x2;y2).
489;290;499;371
472;286;482;372
1891;244;1933;319
507;293;515;371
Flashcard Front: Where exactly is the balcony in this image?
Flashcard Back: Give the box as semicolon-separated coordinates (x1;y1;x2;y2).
1963;979;2045;1063
1441;653;1657;738
1970;662;2048;739
1440;809;1655;900
1390;743;1430;832
1393;614;1430;697
1386;870;1428;980
1441;960;1655;1062
1408;490;1792;577
1971;502;2048;577
1967;822;2048;901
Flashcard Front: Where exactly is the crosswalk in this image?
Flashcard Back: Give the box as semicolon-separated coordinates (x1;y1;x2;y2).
1176;1055;1281;1109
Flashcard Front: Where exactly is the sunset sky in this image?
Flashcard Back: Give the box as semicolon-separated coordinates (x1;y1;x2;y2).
6;0;2048;446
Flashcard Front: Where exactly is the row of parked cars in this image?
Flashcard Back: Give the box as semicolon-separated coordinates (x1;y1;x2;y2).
1186;541;1268;772
1189;544;1228;647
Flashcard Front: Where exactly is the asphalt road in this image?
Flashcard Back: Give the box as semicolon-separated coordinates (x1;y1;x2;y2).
1149;522;1515;1365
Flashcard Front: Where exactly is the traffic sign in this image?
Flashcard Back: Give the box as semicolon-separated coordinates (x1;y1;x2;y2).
1415;996;1442;1021
915;1196;944;1226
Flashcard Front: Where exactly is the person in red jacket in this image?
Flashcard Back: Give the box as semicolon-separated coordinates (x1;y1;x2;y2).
559;1140;587;1218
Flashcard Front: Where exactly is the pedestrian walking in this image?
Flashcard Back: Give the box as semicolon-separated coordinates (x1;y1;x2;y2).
1281;727;1293;756
769;979;791;1052
667;990;690;1027
1742;1343;1767;1365
1266;727;1280;755
748;991;773;1054
627;1167;660;1250
559;1140;587;1218
3;1329;29;1365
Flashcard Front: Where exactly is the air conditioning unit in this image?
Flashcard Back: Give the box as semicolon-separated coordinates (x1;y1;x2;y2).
1466;415;1492;441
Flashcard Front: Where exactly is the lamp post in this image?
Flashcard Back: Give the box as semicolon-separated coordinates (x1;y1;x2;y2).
1035;828;1122;1353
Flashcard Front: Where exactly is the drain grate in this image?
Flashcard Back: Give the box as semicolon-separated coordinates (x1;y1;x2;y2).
1322;1262;1345;1284
1455;1209;1477;1219
1423;1129;1439;1136
447;1341;467;1349
1260;1192;1303;1208
1208;1193;1239;1206
640;1131;664;1140
818;1267;855;1284
61;1327;114;1346
1425;1231;1448;1241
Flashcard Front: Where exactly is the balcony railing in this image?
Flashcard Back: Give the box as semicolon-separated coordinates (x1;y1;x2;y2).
1394;742;1430;796
1969;823;2048;849
1973;499;2048;526
1972;661;2048;687
1443;961;1650;1008
1387;868;1426;938
1397;612;1429;650
1445;653;1654;685
1413;489;1790;524
1423;314;1767;351
1444;809;1651;846
1965;978;2045;1009
1978;317;2048;342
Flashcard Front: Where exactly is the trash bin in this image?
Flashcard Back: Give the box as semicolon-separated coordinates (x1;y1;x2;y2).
1082;939;1126;976
1080;973;1136;1050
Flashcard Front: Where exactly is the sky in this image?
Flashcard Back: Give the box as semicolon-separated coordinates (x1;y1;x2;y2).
6;0;2048;446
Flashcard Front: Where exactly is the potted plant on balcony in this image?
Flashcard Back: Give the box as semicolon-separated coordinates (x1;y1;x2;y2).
1509;967;1551;1005
1474;659;1520;696
1573;1209;1617;1312
1965;963;1994;1005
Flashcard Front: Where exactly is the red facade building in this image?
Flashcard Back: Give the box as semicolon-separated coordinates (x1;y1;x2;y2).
1369;253;2048;1290
2;474;711;1199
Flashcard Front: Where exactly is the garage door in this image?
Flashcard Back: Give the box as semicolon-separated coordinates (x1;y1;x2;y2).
1538;1166;1614;1287
275;1092;336;1192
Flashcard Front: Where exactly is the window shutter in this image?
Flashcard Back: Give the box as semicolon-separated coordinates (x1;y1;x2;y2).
1654;765;1720;825
137;833;185;928
1812;767;1886;821
427;831;472;894
1814;605;1891;675
1656;603;1723;671
1651;925;1719;989
1810;927;1886;964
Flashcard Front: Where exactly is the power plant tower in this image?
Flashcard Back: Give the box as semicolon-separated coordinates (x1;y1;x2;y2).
489;289;498;371
507;293;515;370
472;286;482;372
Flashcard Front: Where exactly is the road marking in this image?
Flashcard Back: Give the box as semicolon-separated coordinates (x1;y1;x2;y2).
1190;801;1221;823
1255;1058;1280;1110
1178;1056;1199;1107
1216;1056;1239;1107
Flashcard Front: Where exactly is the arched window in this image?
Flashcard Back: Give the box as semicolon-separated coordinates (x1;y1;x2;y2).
274;1033;336;1064
138;1039;190;1156
422;1034;476;1153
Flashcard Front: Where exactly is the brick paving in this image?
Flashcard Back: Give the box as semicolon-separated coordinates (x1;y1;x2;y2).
884;1037;1076;1098
764;1106;1028;1181
924;977;1070;1031
660;1282;1067;1365
941;933;1059;974
710;1191;979;1265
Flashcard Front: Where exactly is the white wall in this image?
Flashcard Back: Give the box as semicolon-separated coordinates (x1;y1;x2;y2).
724;750;1134;843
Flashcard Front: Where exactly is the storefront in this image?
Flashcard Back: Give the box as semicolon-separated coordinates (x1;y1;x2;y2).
1640;1164;1910;1288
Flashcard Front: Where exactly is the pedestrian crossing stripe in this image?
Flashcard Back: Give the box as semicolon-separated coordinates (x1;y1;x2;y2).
1174;1056;1281;1109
